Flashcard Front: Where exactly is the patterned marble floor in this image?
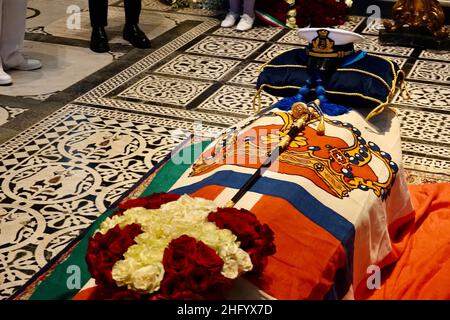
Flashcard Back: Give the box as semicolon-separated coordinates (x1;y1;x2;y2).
1;0;450;299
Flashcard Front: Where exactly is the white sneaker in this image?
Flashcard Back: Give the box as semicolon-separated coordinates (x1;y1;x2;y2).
221;12;239;28
10;59;42;71
0;70;12;86
236;14;255;32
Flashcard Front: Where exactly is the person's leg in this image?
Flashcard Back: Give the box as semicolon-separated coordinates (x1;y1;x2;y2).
221;0;241;27
0;0;40;71
123;0;151;49
0;0;12;85
236;0;255;31
229;0;242;15
124;0;141;26
89;0;108;28
0;0;26;69
89;0;110;53
242;0;255;18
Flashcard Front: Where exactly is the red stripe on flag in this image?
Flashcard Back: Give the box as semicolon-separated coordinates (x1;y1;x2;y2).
247;195;347;299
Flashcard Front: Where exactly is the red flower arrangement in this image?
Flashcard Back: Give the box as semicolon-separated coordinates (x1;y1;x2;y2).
85;193;276;300
114;192;181;216
296;0;350;28
85;223;144;299
208;208;276;274
158;235;232;300
256;0;351;28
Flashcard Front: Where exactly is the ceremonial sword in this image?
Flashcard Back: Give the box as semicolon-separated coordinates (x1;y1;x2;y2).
225;99;325;208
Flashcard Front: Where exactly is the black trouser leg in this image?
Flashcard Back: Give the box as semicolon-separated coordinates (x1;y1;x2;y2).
124;0;141;26
89;0;109;27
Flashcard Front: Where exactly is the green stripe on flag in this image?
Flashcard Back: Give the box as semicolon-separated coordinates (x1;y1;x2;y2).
255;10;286;28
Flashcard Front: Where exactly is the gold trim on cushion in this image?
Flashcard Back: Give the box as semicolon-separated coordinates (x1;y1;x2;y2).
335;68;392;92
255;52;410;120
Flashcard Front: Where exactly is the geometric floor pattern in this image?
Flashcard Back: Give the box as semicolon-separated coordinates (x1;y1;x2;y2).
1;0;450;299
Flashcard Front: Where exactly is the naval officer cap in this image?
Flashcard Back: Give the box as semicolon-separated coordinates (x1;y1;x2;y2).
297;27;364;59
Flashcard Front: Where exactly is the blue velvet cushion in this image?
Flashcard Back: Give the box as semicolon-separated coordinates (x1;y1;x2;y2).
257;48;401;110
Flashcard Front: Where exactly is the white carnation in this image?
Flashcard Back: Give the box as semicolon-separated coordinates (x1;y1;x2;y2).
221;257;239;279
112;259;139;287
130;263;165;292
219;245;253;279
235;248;253;273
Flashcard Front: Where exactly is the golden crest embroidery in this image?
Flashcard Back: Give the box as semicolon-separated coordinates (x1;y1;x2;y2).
190;112;398;200
311;29;335;53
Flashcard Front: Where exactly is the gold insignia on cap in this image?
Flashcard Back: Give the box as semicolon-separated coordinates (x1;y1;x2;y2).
311;29;335;54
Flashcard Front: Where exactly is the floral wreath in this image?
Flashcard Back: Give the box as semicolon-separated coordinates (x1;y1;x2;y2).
86;193;276;300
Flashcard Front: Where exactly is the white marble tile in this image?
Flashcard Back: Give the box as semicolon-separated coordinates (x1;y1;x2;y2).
0;41;112;97
44;7;176;43
369;55;408;69
0;106;28;126
397;108;450;145
140;0;171;11
26;0;88;29
155;53;240;80
336;16;365;32
76;18;220;106
197;85;278;116
361;18;389;35
407;60;450;84
0;104;223;299
355;35;414;57
419;50;450;61
393;81;450;111
213;26;283;41
117;74;212;106
255;43;300;62
277;30;308;46
176;6;223;16
186;36;265;59
228;62;263;86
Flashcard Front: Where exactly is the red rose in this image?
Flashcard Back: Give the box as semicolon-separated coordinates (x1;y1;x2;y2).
111;289;143;300
208;209;259;248
90;285;147;300
109;235;134;256
187;267;212;293
144;193;181;209
95;268;115;288
125;223;143;238
295;0;348;27
90;285;114;300
159;235;231;300
208;273;233;296
159;273;189;297
98;251;115;264
170;290;205;300
118;197;148;211
208;208;276;275
195;241;223;273
114;193;181;217
119;193;181;211
85;223;142;289
148;293;166;300
163;235;197;274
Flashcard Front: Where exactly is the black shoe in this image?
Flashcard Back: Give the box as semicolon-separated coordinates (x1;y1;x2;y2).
90;27;110;53
123;24;151;49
